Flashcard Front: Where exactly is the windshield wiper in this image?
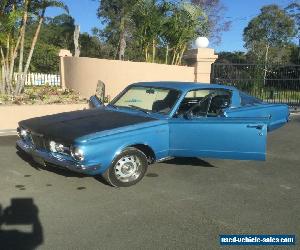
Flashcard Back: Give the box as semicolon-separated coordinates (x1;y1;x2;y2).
128;105;150;114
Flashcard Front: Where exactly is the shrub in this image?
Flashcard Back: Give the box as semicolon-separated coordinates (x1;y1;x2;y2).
0;86;87;105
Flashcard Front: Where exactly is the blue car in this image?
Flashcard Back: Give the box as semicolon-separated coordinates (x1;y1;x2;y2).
17;82;289;187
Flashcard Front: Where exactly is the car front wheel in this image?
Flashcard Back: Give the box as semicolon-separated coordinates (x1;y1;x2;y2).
102;147;148;187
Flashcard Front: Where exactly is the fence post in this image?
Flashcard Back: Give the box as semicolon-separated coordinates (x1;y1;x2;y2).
184;48;218;83
59;49;72;90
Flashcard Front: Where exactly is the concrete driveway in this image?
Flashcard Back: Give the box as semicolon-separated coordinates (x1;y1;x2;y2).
0;116;299;249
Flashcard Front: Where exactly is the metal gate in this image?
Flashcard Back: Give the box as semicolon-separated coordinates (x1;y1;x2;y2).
211;63;300;107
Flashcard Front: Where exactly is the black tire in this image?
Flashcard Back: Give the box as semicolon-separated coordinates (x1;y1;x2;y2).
102;147;148;187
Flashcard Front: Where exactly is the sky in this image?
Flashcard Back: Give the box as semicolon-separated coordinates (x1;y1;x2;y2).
46;0;296;53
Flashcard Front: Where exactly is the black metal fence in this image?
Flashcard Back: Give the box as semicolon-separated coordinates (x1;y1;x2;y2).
211;63;300;107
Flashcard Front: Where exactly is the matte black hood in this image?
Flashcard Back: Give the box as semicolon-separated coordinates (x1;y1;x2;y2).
19;108;156;143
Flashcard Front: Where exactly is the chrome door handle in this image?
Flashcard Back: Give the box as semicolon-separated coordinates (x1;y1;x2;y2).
247;124;263;130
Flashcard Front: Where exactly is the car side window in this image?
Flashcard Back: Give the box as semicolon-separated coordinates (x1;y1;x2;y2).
239;91;263;106
176;89;231;118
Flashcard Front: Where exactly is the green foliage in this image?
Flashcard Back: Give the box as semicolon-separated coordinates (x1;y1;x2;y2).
79;32;112;58
23;14;75;73
41;14;75;50
244;5;295;48
191;0;231;44
0;85;86;105
27;43;60;73
285;1;300;38
97;0;141;58
290;44;300;64
131;0;167;62
0;0;70;95
23;14;113;71
243;4;296;64
0;0;23;47
97;0;208;64
162;1;208;64
216;51;248;64
285;1;300;62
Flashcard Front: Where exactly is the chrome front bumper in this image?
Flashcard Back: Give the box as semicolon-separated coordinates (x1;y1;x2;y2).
16;139;100;175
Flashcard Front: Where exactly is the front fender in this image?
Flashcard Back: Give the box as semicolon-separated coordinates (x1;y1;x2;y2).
77;123;169;174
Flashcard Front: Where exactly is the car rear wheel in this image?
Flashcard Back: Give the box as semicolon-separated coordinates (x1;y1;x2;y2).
102;147;148;187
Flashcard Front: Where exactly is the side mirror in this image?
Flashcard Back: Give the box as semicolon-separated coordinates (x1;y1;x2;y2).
89;95;103;109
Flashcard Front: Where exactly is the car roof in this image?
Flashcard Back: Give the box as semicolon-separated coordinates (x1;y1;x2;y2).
131;81;237;92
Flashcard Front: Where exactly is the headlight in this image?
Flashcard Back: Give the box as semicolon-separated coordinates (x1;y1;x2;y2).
18;127;29;139
70;146;85;161
49;141;68;154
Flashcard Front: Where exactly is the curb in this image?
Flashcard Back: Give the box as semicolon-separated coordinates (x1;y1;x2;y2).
0;129;17;136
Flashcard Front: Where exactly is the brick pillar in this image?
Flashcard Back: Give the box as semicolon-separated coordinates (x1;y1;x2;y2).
184;48;218;83
59;49;72;90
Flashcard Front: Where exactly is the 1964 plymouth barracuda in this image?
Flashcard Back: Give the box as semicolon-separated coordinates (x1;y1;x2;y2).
16;82;289;187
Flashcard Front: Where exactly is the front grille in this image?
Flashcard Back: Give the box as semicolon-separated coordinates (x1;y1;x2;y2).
30;133;47;150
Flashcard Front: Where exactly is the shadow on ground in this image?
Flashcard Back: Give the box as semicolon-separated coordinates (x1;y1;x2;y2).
162;157;216;167
16;150;110;186
0;198;43;250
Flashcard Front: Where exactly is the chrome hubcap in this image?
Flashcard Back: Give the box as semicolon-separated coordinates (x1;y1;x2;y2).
114;155;141;182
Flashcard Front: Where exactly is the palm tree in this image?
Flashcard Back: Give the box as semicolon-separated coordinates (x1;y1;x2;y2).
1;0;68;95
0;0;24;94
18;0;29;82
16;0;68;94
132;0;167;62
163;2;208;65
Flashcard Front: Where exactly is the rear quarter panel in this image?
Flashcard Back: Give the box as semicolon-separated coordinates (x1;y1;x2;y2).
224;104;289;131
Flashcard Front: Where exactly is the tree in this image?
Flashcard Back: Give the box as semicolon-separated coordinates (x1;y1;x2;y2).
97;0;140;60
216;51;248;64
191;0;231;44
163;1;208;65
15;0;69;94
131;0;167;63
25;14;111;71
41;13;75;50
21;13;75;73
74;25;80;57
243;5;296;89
97;0;209;65
285;1;300;62
0;0;24;94
0;0;68;95
28;42;59;72
243;5;296;64
79;32;112;59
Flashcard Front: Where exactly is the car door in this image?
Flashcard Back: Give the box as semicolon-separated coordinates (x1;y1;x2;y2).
169;116;268;160
169;89;268;161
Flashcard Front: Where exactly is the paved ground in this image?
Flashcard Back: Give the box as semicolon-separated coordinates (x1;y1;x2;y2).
0;117;299;250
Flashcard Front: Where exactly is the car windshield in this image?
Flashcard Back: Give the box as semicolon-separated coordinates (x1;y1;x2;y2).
111;86;181;115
